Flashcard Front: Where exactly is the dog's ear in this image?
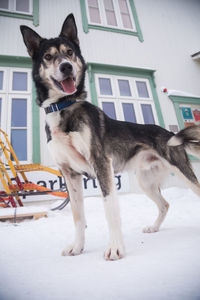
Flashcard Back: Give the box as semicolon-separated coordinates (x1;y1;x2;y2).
59;14;79;45
20;25;42;57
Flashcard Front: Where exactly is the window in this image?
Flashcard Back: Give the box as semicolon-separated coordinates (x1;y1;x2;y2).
0;0;39;26
0;98;2;128
80;0;143;41
16;0;30;13
0;0;9;10
122;102;136;122
0;67;32;162
86;0;135;30
102;101;117;119
118;0;133;29
104;0;117;27
99;77;113;95
136;81;149;98
11;98;28;161
12;72;28;91
87;0;101;24
0;0;32;14
141;104;155;124
95;74;158;124
0;71;3;90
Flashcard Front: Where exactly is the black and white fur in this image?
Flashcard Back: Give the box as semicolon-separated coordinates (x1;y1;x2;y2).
20;14;200;260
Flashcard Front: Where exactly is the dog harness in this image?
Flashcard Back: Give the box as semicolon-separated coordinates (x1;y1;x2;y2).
44;100;76;114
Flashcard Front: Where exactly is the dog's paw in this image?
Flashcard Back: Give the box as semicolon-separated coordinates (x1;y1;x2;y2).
143;226;159;233
62;244;84;256
104;243;125;261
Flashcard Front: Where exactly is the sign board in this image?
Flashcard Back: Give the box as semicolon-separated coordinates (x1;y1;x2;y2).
1;170;130;202
193;109;200;122
82;172;129;196
181;107;194;120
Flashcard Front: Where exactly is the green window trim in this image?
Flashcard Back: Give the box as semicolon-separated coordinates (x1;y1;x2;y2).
169;95;200;129
0;55;40;163
80;0;144;42
0;0;39;26
169;95;200;161
87;62;165;127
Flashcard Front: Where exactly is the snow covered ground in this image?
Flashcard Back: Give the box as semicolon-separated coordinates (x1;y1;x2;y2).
0;187;200;300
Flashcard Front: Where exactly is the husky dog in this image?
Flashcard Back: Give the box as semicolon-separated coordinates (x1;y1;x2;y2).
20;14;200;260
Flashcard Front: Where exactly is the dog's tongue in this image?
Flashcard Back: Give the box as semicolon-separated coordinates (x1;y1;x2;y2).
61;78;76;94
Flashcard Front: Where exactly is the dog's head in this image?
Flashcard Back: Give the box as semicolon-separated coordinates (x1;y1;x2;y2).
20;14;86;106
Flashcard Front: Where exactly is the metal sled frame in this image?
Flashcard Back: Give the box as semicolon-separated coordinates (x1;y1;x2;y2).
0;129;69;209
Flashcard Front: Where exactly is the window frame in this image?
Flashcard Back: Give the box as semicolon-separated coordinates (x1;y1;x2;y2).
100;99;119;119
118;99;140;123
85;0;101;26
0;55;40;164
0;0;32;15
8;93;32;163
169;95;200;129
0;0;39;26
139;101;157;124
0;68;7;93
9;68;32;94
103;0;118;28
93;69;161;125
135;78;152;99
1;68;32;163
0;94;6;130
80;0;144;42
86;0;136;31
88;63;165;127
116;76;136;99
96;74;116;98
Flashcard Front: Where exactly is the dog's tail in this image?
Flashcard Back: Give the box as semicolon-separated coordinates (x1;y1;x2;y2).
167;125;200;158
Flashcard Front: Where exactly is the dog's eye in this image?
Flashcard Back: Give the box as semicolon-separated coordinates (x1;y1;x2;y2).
44;54;52;61
67;49;73;56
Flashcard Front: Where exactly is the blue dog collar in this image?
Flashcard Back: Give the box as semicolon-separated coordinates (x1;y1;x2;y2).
44;100;76;114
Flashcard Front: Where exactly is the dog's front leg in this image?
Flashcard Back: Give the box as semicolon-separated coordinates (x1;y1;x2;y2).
95;157;125;260
61;171;86;256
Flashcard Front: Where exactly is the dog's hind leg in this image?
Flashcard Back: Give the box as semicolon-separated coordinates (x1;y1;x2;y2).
172;166;200;197
61;171;86;256
95;157;125;260
137;168;169;233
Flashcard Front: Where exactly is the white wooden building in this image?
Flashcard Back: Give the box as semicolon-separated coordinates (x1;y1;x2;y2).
0;0;200;195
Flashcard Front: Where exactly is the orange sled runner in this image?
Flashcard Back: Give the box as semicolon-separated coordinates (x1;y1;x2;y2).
0;129;69;209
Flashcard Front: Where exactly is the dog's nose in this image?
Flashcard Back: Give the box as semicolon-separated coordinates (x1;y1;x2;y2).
59;63;73;75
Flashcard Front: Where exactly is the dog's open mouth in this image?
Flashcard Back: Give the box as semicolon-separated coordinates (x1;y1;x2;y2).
52;76;77;95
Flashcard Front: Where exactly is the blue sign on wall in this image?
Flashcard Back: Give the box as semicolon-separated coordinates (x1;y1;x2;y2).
181;107;194;120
